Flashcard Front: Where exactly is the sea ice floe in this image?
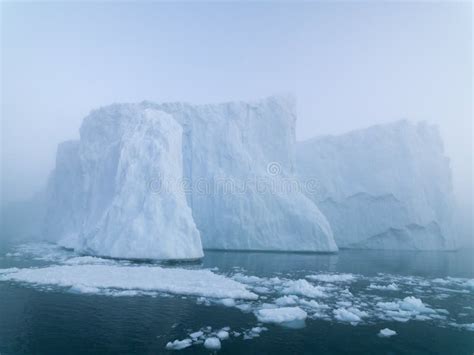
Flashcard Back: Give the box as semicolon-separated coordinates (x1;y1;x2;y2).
333;307;367;324
378;328;397;337
165;338;193;350
189;331;204;339
376;296;438;322
0;264;258;300
256;307;307;324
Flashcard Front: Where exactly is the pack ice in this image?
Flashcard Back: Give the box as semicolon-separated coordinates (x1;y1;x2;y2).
43;96;337;259
296;120;455;250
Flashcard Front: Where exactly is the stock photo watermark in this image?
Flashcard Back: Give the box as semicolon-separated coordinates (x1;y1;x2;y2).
148;162;327;198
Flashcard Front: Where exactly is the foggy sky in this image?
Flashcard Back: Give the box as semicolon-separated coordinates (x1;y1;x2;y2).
1;1;472;227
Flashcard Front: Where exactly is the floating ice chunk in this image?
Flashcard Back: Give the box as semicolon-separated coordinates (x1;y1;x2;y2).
368;283;399;291
256;307;307;324
307;274;355;283
220;298;236;307
204;337;221;350
251;326;267;334
165;339;192;350
378;328;397;337
189;331;203;339
399;296;434;313
232;273;263;284
376;296;436;322
299;299;329;309
464;279;474;289
0;265;258;300
333;308;362;323
281;279;326;298
216;330;229;340
462;323;474;331
275;295;299;306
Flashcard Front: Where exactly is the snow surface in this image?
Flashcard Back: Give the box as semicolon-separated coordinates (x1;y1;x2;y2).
296;120;456;250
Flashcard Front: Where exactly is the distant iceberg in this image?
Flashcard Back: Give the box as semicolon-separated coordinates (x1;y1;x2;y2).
296;120;456;250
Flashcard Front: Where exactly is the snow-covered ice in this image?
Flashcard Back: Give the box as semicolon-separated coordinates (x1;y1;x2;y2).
281;279;326;298
0;264;257;300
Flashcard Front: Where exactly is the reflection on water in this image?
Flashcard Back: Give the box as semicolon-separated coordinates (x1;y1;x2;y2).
203;248;474;278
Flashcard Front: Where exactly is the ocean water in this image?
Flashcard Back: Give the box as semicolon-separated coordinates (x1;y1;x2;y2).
0;241;473;355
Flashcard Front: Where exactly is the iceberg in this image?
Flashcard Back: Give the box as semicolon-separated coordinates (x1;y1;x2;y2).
296;120;456;250
43;108;202;259
148;96;336;252
43;96;337;259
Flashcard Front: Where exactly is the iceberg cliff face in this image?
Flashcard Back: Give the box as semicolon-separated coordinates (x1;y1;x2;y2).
296;120;456;250
43;96;337;259
147;97;336;252
44;108;203;259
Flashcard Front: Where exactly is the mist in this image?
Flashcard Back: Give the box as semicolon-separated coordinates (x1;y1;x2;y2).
1;2;472;245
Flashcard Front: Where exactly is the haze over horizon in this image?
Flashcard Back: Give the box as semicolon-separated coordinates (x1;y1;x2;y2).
1;2;472;242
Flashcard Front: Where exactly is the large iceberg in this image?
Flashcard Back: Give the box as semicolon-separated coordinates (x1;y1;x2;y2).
44;108;203;259
296;120;456;250
43;96;337;259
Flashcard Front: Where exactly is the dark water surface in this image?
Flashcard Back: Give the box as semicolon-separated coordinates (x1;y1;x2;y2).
0;241;473;355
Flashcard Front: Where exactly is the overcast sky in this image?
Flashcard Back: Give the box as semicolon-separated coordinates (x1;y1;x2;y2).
1;1;472;218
